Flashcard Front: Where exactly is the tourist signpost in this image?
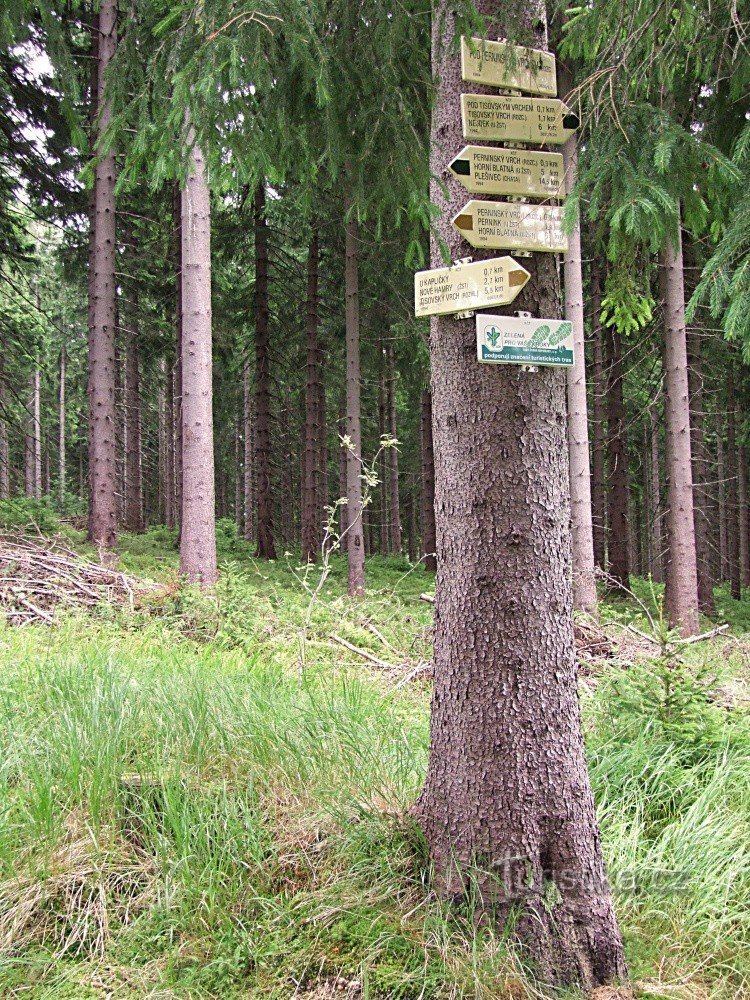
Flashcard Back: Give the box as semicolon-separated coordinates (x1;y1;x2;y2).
452;200;568;253
461;93;578;144
449;145;564;198
476;314;574;366
414;256;530;318
460;37;557;96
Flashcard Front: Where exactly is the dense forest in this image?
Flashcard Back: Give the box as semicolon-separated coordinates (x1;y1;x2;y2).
1;1;749;998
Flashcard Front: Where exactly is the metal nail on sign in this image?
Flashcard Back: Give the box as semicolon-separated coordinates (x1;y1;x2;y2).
477;314;574;367
460;37;557;96
414;256;530;318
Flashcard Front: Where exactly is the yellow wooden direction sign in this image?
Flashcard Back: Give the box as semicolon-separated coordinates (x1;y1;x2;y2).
414;256;530;318
453;200;568;253
450;145;565;199
461;37;557;96
461;94;578;145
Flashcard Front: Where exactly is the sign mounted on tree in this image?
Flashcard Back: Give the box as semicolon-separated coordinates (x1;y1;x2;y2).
460;37;557;96
450;145;565;198
414;256;530;318
461;94;578;145
476;314;574;366
453;200;568;253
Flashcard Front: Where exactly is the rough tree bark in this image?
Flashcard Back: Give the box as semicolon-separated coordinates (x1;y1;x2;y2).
660;219;700;634
179;128;217;585
243;363;255;542
605;323;630;589
420;388;437;572
726;370;741;599
590;264;606;570
302;228;320;562
59;344;66;509
344;186;365;596
25;369;41;499
253;186;276;560
412;4;626;987
87;0;117;547
337;407;348;552
649;406;664;583
686;332;715;612
562;74;597;613
740;445;750;589
716;407;728;582
173;185;184;533
386;339;402;553
378;341;389;554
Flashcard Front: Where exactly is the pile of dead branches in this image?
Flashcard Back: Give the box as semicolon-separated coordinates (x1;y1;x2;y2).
0;533;156;626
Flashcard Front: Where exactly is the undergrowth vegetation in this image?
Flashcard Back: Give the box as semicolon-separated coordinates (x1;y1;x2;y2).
0;525;749;998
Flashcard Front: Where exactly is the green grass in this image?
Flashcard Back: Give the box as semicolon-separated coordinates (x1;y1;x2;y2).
0;524;749;997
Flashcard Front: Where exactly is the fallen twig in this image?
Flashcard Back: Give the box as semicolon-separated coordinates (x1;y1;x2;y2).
419;592;435;604
329;633;397;670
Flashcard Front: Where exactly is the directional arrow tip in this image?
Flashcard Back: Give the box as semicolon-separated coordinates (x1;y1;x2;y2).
450;157;471;177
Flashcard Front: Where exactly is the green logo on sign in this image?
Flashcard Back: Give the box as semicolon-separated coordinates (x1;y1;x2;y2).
485;326;502;347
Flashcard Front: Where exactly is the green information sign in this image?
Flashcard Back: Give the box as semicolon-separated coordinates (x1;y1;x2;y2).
476;315;574;367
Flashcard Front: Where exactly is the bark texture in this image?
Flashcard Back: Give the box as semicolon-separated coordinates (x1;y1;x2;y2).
179;130;217;585
386;339;402;553
302;228;321;562
0;362;9;498
87;0;117;547
344;190;365;596
243;363;255;542
59;345;66;508
590;264;606;571
660;222;699;635
740;445;749;589
412;4;626;988
562;114;597;613
605;324;629;589
25;369;41;499
254;186;276;560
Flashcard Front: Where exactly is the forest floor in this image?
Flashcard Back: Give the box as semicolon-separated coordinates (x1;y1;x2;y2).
0;518;749;999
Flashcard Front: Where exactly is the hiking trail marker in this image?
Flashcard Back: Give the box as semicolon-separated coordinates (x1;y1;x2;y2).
450;145;565;198
461;94;578;145
414;256;530;318
477;314;574;366
460;37;557;96
453;200;568;253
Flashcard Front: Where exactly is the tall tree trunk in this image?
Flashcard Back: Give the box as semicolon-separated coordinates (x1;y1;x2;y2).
179;130;217;585
0;361;9;498
661;220;700;634
280;385;294;548
561;75;597;613
87;0;118;547
59;344;66;509
344;187;365;596
165;358;176;528
243;362;254;542
378;341;389;555
590;263;606;571
317;351;328;549
302;228;320;561
337;407;349;552
740;445;750;589
408;489;418;562
173;184;184;534
413;5;626;987
686;332;715;612
386;339;402;553
420;388;437;572
649;407;664;583
605;324;629;589
726;370;741;599
253;186;276;559
25;369;41;499
124;292;143;532
716;407;728;581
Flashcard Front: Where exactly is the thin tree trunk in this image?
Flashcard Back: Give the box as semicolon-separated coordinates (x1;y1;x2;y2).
173;184;183;534
317;353;328;549
0;361;9;498
661;219;700;634
649;407;664;582
344;186;365;596
386;340;402;553
254;186;276;559
235;408;243;532
337;408;348;552
378;341;389;555
408;489;417;562
243;362;254;542
87;0;118;547
420;388;437;572
281;385;294;548
562;74;597;613
124;292;143;532
605;324;629;589
413;6;625;986
740;445;750;589
165;359;176;528
726;371;741;599
716;407;728;581
590;263;606;571
302;228;320;561
179;129;217;585
686;333;714;611
25;370;41;499
59;344;66;509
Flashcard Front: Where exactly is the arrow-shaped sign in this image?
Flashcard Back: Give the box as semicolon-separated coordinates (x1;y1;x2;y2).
414;256;530;318
452;200;568;253
450;145;565;199
461;37;557;96
461;94;579;145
